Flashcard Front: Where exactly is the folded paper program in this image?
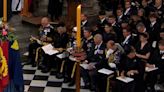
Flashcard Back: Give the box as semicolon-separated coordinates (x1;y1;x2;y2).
98;68;114;75
42;44;59;55
116;77;134;83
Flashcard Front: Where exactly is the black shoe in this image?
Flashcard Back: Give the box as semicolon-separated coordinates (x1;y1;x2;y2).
81;84;90;89
63;78;70;83
68;80;75;87
41;68;50;73
56;73;63;79
23;61;32;65
32;63;36;67
90;85;96;91
38;64;46;70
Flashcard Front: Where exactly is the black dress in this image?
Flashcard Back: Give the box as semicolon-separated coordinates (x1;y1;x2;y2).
135;42;152;91
135;42;152;63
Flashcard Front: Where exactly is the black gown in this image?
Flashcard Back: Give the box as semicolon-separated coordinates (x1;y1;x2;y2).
135;42;152;91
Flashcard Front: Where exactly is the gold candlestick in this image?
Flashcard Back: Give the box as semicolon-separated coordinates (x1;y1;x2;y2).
3;0;7;23
76;4;81;92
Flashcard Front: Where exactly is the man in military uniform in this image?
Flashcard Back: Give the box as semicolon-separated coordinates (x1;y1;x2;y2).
28;17;54;67
82;27;94;55
81;34;106;91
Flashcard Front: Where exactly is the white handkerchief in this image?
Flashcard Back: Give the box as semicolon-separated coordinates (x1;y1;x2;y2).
116;77;134;83
98;68;114;75
145;67;158;72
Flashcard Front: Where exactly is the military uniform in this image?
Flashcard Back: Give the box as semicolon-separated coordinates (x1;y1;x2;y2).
81;42;106;91
82;36;94;56
41;28;69;73
28;25;54;67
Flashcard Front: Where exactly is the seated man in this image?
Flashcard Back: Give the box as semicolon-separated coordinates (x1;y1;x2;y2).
63;27;94;87
28;17;54;67
80;34;106;91
97;40;123;92
82;27;94;56
41;24;69;73
148;40;164;86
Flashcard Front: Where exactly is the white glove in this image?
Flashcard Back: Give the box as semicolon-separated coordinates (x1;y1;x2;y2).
109;63;116;68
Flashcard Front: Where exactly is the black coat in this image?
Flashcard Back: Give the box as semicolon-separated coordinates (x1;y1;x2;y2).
82;37;94;54
124;7;137;19
48;0;63;16
103;32;116;43
87;43;106;64
121;35;137;47
150;49;164;70
97;19;108;34
147;22;161;43
53;32;69;48
112;23;122;42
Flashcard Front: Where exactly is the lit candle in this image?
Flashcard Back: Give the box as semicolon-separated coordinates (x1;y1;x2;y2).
76;5;81;48
3;0;7;23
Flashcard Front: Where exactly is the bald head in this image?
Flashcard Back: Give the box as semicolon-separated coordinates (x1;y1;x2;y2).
41;17;49;27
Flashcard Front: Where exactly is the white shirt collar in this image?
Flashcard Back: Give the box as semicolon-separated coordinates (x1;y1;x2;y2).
112;22;116;26
124;8;131;15
123;35;131;44
101;18;106;23
143;28;146;32
151;21;156;26
82;20;87;26
157;5;162;9
118;15;123;19
44;24;50;28
160;50;164;54
95;41;103;49
87;36;93;40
